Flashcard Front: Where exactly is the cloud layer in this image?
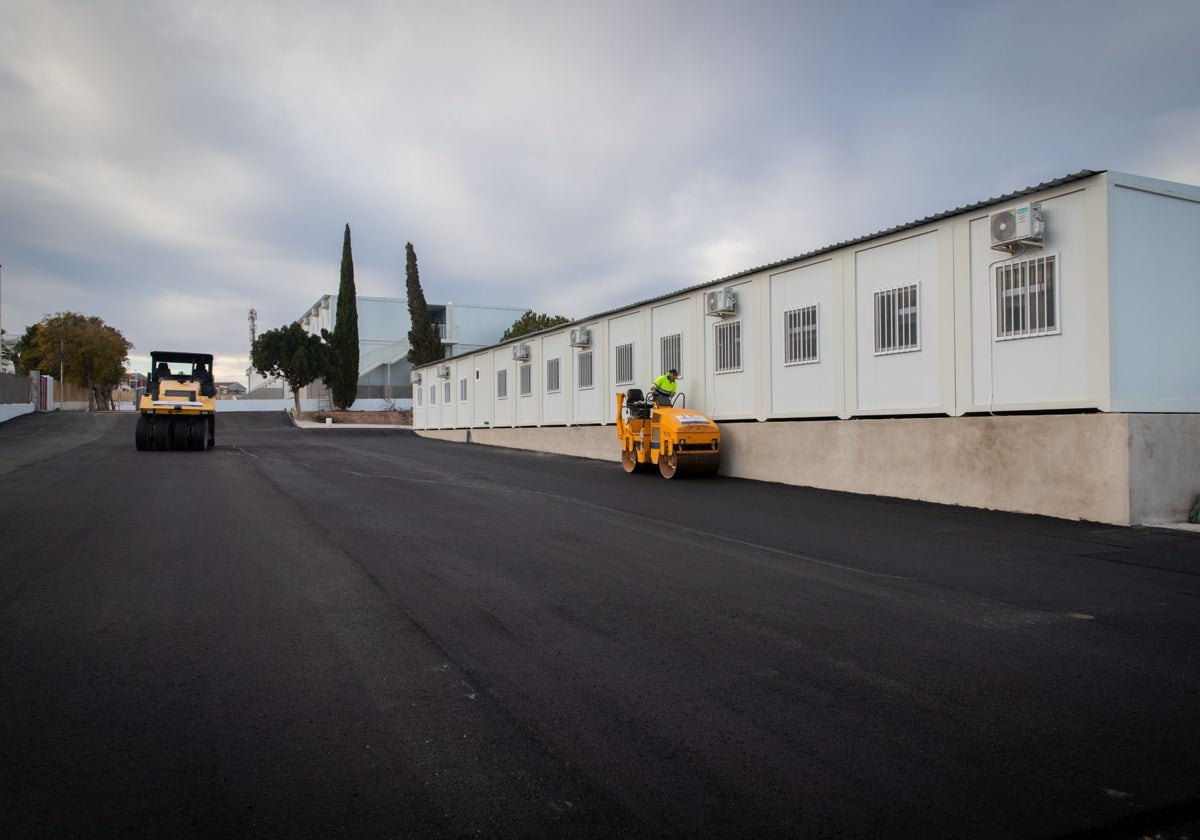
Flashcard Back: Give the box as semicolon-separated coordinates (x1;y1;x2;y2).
2;0;1198;380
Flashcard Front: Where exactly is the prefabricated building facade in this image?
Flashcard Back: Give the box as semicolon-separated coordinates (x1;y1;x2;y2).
413;170;1200;526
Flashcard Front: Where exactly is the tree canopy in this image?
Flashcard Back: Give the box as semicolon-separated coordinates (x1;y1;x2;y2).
405;242;443;366
16;312;132;410
500;309;571;341
322;223;360;411
250;322;330;417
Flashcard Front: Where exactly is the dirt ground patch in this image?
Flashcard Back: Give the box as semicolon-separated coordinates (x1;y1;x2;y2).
300;409;412;425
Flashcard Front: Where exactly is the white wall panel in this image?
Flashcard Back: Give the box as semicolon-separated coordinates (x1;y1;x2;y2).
969;190;1093;410
1109;178;1200;411
855;232;941;412
769;260;837;416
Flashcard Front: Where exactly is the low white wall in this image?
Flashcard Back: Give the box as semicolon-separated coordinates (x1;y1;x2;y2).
0;403;34;423
418;414;1200;526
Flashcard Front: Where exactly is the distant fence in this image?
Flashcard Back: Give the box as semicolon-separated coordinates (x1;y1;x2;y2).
0;372;32;405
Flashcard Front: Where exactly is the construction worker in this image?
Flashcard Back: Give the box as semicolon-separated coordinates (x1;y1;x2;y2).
650;368;679;405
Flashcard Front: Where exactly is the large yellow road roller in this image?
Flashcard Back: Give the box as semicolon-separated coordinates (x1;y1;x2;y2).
135;351;217;451
616;388;720;479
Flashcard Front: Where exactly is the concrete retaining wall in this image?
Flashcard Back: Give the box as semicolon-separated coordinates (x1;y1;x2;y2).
417;414;1200;526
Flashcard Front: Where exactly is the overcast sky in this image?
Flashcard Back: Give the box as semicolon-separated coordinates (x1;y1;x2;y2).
2;0;1199;381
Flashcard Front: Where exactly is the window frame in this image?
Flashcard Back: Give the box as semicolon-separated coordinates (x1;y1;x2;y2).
783;304;819;366
518;362;532;397
873;283;920;355
546;357;561;394
497;368;508;400
577;350;594;390
615;343;634;385
995;253;1060;340
714;319;743;374
660;333;682;377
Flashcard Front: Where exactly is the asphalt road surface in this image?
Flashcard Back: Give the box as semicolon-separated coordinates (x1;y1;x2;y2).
2;411;1199;839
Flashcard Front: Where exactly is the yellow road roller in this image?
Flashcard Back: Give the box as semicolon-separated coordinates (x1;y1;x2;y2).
135;350;217;451
616;387;720;478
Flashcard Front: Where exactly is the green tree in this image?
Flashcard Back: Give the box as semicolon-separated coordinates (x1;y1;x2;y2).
405;242;443;365
321;223;359;411
500;309;571;341
19;312;131;410
12;322;43;375
250;322;330;417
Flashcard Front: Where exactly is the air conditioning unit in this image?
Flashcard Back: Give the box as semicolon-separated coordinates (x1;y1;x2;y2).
990;202;1045;251
569;327;591;347
705;288;737;317
436;364;451;379
512;343;530;361
409;371;422;385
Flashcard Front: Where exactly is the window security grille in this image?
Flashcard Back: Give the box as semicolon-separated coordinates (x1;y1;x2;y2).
996;254;1058;339
429;385;437;405
443;381;451;404
714;320;742;373
459;378;468;402
660;333;682;376
615;343;634;385
497;369;508;400
416;387;422;407
784;305;819;365
874;284;920;355
578;351;594;390
519;363;532;396
546;358;560;393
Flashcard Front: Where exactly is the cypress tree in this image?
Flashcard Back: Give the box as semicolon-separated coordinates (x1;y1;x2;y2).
405;242;443;365
325;223;359;410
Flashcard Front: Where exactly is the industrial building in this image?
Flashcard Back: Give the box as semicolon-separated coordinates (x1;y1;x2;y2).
412;170;1200;526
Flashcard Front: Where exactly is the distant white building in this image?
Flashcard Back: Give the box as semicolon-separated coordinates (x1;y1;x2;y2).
265;295;525;403
412;170;1200;526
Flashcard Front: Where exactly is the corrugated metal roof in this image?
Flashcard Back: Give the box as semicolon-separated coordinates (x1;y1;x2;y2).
428;169;1104;363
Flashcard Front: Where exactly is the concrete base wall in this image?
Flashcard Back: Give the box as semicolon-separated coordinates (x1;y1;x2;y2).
417;414;1200;526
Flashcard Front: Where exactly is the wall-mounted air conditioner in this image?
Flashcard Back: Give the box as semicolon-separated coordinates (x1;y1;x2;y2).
569;327;591;347
990;202;1045;251
512;343;530;361
409;371;422;385
436;365;451;379
704;288;737;316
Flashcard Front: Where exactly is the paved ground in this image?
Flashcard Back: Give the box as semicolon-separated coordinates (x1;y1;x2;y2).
2;411;1199;839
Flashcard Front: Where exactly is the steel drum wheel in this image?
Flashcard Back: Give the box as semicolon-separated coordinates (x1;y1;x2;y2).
659;452;678;479
621;448;639;473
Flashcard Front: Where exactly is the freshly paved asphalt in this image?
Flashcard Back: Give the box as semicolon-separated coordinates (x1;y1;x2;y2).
1;410;1198;839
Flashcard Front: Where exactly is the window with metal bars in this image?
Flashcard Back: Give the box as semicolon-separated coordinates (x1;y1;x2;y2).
497;369;508;400
519;363;532;396
443;381;451;404
429;384;437;405
873;283;920;355
714;320;742;373
416;386;422;407
546;358;560;393
784;304;819;365
615;343;634;385
995;254;1058;339
577;351;594;390
660;333;682;376
458;377;468;402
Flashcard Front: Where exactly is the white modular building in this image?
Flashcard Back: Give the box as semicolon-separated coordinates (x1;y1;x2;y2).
413;171;1200;526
